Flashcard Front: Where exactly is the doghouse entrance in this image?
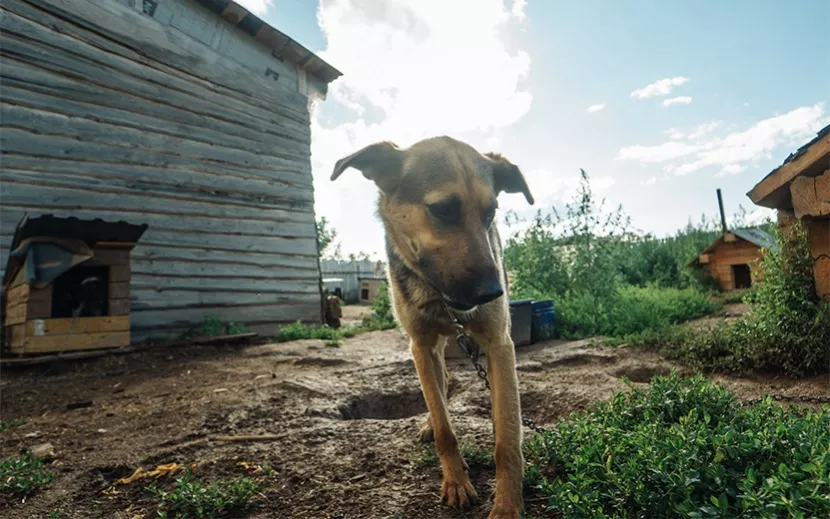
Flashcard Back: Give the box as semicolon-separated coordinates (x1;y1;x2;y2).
51;265;110;318
732;264;752;289
361;288;369;301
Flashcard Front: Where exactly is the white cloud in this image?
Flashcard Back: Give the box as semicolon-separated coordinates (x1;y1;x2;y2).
641;176;657;186
310;0;532;256
688;120;720;139
617;103;829;177
630;76;689;99
666;128;685;139
233;0;271;16
663;96;693;107
586;103;606;113
617;141;700;163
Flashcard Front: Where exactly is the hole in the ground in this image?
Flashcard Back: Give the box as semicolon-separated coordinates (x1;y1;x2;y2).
338;389;427;420
612;365;671;383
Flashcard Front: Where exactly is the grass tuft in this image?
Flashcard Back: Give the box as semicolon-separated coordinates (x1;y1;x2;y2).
148;468;259;519
0;453;55;497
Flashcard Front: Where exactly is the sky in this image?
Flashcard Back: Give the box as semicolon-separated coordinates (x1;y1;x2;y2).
237;0;830;259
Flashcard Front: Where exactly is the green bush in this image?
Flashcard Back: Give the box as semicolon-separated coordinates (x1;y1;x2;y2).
360;281;396;331
523;372;830;518
504;170;726;339
633;222;830;377
275;321;356;342
556;285;719;340
148;469;259;519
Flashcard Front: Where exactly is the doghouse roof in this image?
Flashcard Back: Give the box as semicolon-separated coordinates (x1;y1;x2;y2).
747;123;830;210
686;228;776;267
2;215;148;287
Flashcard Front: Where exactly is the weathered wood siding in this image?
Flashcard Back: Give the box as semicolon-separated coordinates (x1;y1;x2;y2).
0;0;324;340
706;240;764;291
320;260;385;303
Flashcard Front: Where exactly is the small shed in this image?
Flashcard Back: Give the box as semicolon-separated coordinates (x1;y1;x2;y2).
2;215;148;354
358;277;385;304
747;124;830;300
688;228;776;291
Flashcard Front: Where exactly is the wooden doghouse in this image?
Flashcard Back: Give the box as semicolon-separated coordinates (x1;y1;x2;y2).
2;215;148;355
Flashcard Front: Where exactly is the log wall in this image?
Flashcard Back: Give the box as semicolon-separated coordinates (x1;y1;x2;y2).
0;0;324;340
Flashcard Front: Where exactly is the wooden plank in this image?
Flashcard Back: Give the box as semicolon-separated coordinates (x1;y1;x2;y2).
130;276;319;294
1;204;316;240
5;0;308;119
0;102;310;178
5;302;27;326
806;217;830;260
748;133;830;208
110;266;131;283
0;55;306;148
0;79;309;156
698;253;709;264
23;330;130;353
131;289;319;309
130;301;322;332
6;324;26;351
129;262;318;282
791;173;830;219
26;316;130;336
88;249;129;267
5;284;29;307
0;168;313;223
109;298;130;316
109;282;130;300
27;294;52;320
0;132;313;199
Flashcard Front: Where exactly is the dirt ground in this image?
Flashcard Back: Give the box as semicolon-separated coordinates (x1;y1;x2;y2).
1;304;828;519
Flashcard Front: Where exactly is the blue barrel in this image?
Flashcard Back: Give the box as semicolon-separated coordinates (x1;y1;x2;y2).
509;299;533;347
531;299;556;343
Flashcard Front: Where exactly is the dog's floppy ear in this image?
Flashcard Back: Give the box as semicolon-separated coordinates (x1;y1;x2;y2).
485;152;534;205
330;141;405;194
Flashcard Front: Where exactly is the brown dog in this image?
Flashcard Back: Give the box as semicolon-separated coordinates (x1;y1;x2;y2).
331;136;534;519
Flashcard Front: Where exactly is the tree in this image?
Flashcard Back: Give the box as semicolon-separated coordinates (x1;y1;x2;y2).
316;217;340;258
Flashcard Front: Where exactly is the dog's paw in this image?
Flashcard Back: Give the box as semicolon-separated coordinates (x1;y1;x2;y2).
417;419;434;443
487;504;522;519
440;475;478;509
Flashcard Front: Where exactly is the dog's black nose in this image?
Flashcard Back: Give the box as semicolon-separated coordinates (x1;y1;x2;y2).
472;278;504;305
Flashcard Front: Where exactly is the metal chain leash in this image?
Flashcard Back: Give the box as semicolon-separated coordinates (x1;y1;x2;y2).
446;307;550;436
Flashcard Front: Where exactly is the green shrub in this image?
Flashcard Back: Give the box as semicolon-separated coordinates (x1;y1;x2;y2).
523;372;830;518
198;316;251;337
275;321;356;342
148;469;259;519
360;281;396;331
0;454;55;497
633;222;830;377
504;170;726;339
556;285;719;340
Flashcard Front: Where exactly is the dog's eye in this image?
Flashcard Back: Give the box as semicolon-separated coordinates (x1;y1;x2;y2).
427;199;460;224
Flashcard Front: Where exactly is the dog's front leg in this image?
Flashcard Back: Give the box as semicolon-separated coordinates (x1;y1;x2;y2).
485;334;524;519
411;334;477;509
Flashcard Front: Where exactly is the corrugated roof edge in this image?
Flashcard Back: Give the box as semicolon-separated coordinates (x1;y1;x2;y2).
732;228;777;251
194;0;342;84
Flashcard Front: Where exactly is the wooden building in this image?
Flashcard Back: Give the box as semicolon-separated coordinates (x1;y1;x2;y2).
358;278;385;304
747;124;830;300
688;228;776;292
0;0;341;341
